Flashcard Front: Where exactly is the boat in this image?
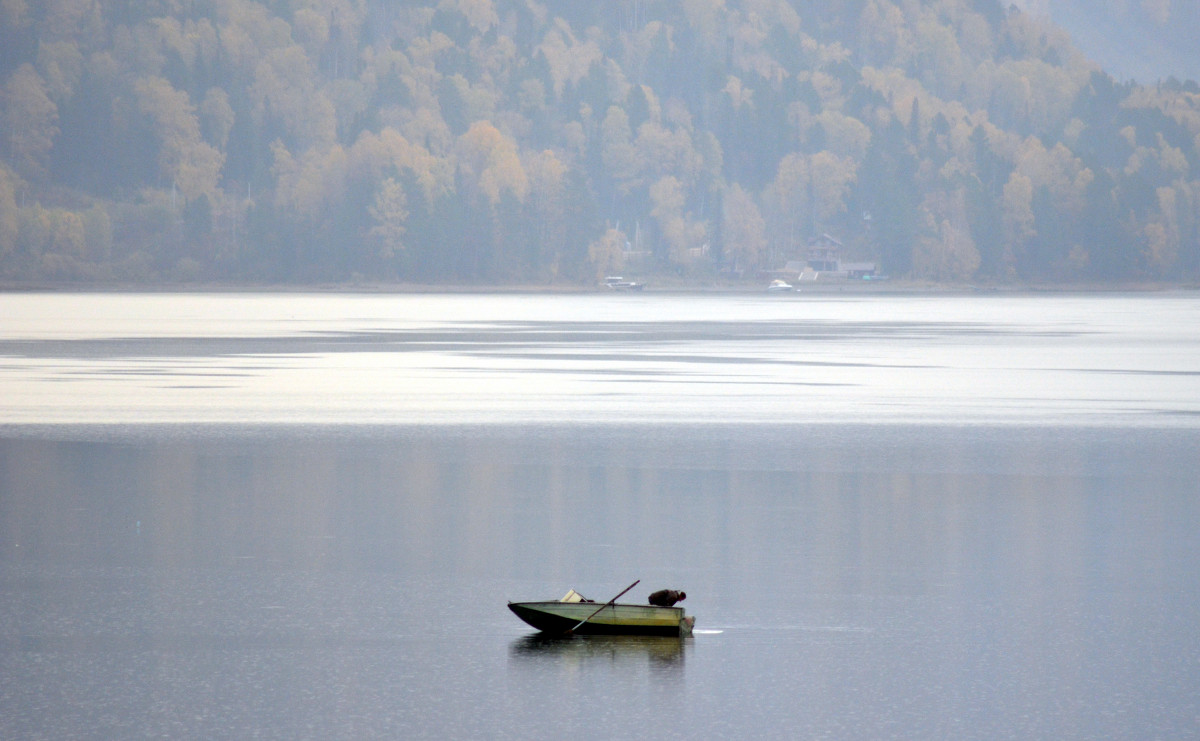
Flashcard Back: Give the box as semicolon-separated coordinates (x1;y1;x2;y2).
508;589;695;636
767;279;793;292
603;276;645;291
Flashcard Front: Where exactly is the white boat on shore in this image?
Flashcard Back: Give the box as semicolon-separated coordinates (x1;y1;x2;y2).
603;276;645;291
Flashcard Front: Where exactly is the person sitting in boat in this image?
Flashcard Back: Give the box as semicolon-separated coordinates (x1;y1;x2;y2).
648;589;686;607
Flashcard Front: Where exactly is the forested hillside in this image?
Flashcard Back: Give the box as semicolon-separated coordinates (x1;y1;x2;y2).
2;0;1199;285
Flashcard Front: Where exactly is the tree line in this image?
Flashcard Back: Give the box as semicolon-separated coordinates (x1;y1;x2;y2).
2;0;1199;285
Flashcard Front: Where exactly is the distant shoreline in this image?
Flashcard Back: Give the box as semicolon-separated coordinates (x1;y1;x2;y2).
1;279;1197;295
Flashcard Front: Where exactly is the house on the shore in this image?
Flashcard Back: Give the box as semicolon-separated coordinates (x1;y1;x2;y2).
761;234;880;281
804;234;877;279
807;233;843;272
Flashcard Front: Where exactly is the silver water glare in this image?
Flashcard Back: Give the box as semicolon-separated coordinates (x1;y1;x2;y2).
1;292;1198;426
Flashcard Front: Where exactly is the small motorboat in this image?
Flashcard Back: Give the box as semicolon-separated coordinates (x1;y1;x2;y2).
603;276;645;291
767;279;793;292
508;588;695;636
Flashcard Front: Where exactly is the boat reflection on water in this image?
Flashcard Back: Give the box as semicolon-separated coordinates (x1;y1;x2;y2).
509;633;689;671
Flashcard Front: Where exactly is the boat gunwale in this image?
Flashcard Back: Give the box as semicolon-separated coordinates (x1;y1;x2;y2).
507;600;693;636
508;600;686;611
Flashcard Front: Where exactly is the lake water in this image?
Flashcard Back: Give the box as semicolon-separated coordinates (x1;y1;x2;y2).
1;291;1199;738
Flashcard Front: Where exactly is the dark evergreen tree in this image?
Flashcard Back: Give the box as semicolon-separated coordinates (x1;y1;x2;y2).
970;0;1007;28
1079;171;1131;279
965;175;1006;279
625;84;651;132
853;120;919;276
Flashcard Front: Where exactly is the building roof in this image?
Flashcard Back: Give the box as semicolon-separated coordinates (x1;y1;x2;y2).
808;233;844;247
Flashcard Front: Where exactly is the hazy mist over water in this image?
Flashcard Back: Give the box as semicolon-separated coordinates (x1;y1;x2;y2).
2;292;1199;738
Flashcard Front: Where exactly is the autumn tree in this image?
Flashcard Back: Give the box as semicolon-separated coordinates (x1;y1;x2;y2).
537;19;603;98
857;0;911;68
369;176;408;259
768;150;857;249
587;227;627;282
0;165;17;261
650;175;707;266
2;64;58;180
35;40;83;103
767;152;810;252
525;148;568;275
135;75;225;201
600;105;639;191
200;87;235;148
809;151;858;227
913;190;981;282
456;120;528;207
1001;172;1035;276
250;44;337;149
270;139;349;238
17;204;85;273
722;183;766;272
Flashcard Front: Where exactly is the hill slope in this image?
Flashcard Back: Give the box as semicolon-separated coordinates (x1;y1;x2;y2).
1;0;1198;285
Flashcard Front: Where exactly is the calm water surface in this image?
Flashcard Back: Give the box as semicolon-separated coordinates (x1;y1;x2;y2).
2;292;1199;739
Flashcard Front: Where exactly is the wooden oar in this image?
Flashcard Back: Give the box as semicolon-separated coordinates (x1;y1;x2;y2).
567;579;640;634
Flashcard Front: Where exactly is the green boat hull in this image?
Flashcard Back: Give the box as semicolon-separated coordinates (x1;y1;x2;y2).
508;600;694;636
